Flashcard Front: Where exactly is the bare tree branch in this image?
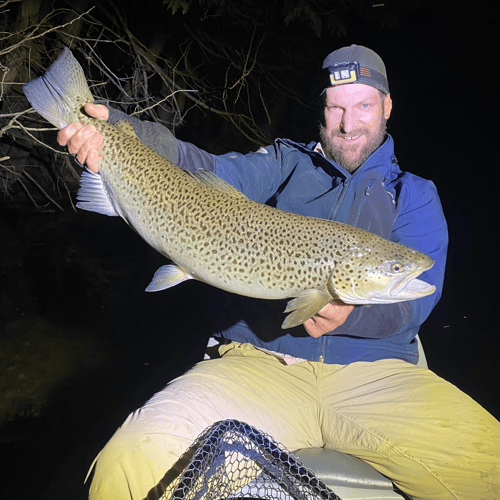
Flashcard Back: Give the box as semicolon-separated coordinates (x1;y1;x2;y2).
22;170;64;211
0;7;95;57
0;0;23;10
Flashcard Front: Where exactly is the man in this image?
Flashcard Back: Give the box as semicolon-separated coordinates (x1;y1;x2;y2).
59;45;500;499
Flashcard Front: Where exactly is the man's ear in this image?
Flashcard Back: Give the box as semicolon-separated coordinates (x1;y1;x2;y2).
383;93;393;120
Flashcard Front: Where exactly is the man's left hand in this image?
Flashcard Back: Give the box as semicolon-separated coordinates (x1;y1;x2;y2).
303;301;354;338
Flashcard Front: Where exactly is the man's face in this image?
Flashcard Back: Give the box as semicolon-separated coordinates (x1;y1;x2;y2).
319;83;392;172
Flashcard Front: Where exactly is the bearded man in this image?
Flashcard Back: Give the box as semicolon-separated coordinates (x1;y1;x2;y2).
58;45;500;499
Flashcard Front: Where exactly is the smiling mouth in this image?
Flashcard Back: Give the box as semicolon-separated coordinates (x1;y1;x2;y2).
335;134;366;147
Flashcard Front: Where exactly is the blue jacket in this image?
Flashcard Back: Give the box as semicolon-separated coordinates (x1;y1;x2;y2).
108;110;448;364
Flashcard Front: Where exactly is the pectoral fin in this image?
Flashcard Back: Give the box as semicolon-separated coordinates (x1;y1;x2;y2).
145;264;194;292
282;289;333;329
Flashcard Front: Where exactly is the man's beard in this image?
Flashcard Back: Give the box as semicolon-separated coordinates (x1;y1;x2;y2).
319;118;387;173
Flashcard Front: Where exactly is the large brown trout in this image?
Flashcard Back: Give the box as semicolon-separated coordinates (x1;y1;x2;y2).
23;48;436;328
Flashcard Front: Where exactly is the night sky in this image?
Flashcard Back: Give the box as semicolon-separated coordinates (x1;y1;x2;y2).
1;1;498;499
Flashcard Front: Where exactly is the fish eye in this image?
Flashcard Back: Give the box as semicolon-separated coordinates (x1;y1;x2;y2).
391;262;403;272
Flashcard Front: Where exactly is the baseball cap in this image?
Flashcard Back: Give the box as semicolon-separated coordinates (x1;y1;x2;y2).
322;44;389;94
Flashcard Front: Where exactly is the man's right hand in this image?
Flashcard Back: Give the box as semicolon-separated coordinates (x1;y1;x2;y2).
57;103;109;172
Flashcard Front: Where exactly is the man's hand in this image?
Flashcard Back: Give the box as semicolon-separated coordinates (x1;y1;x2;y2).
303;300;354;338
57;103;109;172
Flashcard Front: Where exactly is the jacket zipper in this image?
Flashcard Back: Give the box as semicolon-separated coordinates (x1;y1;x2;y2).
330;177;350;219
319;177;350;363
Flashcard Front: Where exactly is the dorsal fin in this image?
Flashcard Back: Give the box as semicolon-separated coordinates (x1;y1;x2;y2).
187;169;248;199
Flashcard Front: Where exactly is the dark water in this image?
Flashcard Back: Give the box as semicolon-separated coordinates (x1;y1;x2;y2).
0;209;209;499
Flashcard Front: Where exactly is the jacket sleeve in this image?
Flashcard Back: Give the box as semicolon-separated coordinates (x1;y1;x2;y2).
332;175;448;339
107;107;216;172
213;145;287;203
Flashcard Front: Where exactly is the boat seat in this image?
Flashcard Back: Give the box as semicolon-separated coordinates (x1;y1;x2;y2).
293;447;404;499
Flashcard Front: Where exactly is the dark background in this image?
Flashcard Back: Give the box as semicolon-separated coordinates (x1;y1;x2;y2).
1;1;498;498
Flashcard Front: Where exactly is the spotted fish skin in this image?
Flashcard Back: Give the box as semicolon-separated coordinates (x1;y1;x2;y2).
23;48;436;329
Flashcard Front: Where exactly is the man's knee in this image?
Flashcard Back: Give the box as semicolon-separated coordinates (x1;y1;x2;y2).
88;421;179;500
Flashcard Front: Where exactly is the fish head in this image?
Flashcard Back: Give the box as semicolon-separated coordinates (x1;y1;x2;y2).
328;240;436;305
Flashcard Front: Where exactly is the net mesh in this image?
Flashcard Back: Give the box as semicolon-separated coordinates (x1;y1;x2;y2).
162;419;341;500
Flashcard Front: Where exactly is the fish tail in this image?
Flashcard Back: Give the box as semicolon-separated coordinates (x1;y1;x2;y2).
23;47;94;129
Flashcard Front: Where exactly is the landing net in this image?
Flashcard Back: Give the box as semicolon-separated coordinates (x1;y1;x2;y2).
161;419;341;500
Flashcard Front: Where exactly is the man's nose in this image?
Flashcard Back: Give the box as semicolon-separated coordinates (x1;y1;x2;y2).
340;109;356;133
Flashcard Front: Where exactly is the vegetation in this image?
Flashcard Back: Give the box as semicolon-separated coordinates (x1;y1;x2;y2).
0;0;417;211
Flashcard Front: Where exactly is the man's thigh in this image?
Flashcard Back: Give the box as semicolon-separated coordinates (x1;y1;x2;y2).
89;343;322;500
319;359;500;499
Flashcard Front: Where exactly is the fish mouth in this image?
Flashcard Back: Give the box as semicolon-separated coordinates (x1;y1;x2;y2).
390;275;436;300
388;267;436;300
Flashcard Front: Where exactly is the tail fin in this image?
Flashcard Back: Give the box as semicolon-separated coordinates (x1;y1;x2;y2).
23;48;94;129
